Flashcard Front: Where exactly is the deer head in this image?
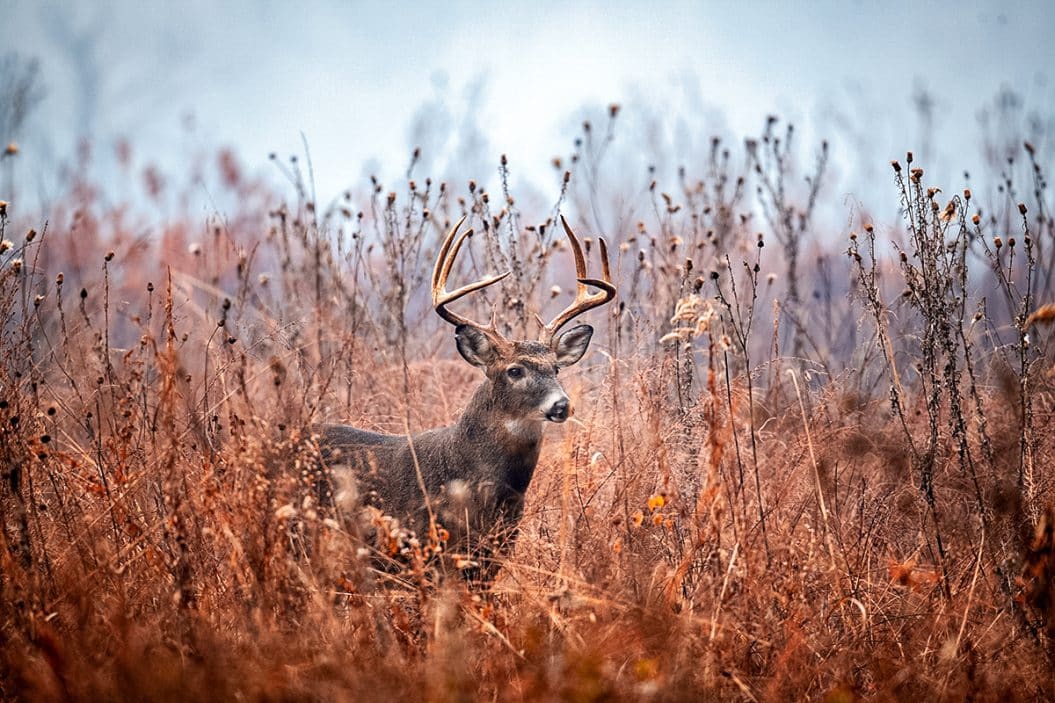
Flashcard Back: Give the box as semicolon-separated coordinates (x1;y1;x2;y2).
432;215;616;429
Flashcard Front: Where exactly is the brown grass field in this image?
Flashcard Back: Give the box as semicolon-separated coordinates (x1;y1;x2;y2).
1;112;1055;701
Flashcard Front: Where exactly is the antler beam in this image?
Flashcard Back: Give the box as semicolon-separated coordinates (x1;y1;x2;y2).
538;215;617;345
432;215;511;332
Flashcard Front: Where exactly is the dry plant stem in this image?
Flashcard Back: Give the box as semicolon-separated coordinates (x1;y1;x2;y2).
2;122;1054;700
1013;210;1038;521
849;226;917;462
721;350;749;518
709;541;739;642
787;369;840;584
402;260;437;549
939;526;986;697
713;250;769;561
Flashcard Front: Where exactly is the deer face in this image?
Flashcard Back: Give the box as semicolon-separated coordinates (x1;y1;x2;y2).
455;324;594;424
431;214;614;433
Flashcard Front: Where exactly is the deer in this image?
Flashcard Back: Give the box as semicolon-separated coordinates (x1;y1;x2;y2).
315;215;615;582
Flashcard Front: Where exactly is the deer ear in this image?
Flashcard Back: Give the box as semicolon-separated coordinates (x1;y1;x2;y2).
455;325;499;368
553;324;593;367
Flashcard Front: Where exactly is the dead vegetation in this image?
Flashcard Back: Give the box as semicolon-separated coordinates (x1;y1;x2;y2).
1;107;1055;701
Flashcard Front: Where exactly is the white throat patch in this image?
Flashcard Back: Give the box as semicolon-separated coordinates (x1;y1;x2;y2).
503;418;542;437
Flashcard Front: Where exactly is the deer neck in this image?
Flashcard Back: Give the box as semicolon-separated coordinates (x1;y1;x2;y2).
455;381;544;492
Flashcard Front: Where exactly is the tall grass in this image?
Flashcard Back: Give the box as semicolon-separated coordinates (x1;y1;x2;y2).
1;110;1054;701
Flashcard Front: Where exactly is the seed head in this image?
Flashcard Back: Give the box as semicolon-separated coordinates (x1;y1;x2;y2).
941;201;956;222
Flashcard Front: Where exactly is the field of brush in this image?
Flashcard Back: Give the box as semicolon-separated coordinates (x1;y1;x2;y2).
2;109;1055;701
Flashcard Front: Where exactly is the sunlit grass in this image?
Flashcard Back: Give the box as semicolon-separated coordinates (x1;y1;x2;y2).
1;109;1054;701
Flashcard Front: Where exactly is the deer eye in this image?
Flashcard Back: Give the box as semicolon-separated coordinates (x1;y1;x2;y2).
506;366;525;379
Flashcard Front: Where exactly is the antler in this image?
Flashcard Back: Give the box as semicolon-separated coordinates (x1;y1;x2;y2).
537;215;617;345
432;215;511;334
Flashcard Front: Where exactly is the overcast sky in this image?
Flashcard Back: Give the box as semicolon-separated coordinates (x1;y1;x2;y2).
5;0;1054;214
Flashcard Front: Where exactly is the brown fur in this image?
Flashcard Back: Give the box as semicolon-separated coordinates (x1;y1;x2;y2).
316;325;594;580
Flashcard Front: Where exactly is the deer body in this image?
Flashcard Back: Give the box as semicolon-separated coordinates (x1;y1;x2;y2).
317;383;544;553
316;217;614;579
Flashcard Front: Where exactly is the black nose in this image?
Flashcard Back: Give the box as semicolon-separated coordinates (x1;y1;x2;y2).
546;399;570;422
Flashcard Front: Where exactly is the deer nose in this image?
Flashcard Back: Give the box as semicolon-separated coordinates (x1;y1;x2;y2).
546;398;570;422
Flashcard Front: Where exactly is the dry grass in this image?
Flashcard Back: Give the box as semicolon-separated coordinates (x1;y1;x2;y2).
2;114;1055;702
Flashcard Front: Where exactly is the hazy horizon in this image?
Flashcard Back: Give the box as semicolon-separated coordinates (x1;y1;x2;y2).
4;0;1054;223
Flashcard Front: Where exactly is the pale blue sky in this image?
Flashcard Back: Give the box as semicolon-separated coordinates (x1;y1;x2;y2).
5;1;1054;214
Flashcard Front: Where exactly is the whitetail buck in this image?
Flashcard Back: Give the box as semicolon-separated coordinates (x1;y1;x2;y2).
316;215;615;581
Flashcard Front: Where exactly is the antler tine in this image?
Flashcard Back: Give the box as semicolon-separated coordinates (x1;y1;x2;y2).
538;216;617;345
431;214;464;292
432;216;511;330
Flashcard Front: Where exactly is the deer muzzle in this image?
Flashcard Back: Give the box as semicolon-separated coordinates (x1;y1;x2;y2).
545;396;571;423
